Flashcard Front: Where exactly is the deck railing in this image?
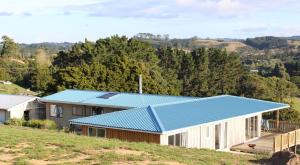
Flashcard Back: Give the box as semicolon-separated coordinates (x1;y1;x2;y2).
264;120;300;133
273;129;300;152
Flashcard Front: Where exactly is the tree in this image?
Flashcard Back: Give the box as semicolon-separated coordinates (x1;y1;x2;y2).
30;49;53;93
50;36;179;95
0;35;20;58
272;62;290;80
189;48;209;96
179;52;194;95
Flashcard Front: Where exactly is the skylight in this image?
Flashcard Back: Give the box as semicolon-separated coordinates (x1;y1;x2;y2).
97;92;119;99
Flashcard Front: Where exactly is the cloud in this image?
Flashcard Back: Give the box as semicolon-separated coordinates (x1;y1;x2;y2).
0;12;13;16
23;12;33;16
0;0;298;19
175;0;298;18
65;0;177;18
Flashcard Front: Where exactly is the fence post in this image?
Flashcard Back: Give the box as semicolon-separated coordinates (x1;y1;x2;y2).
276;110;280;132
295;131;297;154
281;134;283;151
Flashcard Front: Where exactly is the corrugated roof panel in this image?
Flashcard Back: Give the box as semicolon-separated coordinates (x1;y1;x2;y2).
153;95;289;131
0;94;36;109
42;89;197;108
42;90;106;103
70;106;162;132
69;95;289;133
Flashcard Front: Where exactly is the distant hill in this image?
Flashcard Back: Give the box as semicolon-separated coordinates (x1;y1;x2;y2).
283;36;300;41
244;36;289;50
0;83;37;96
136;37;250;52
20;42;74;57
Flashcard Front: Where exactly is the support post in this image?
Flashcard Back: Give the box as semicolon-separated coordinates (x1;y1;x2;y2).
295;132;297;154
276;110;280;132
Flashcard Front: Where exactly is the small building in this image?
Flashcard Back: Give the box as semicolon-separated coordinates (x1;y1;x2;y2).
0;94;45;123
40;89;197;127
69;95;288;150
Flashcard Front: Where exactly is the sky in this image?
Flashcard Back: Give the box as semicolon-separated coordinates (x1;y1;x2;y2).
0;0;299;43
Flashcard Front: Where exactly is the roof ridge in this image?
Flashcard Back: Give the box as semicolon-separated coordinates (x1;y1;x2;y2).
152;95;228;108
147;106;165;132
65;89;196;99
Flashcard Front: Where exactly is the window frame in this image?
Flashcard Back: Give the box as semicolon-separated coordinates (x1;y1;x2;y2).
96;128;106;138
72;106;84;116
49;104;63;118
88;127;106;138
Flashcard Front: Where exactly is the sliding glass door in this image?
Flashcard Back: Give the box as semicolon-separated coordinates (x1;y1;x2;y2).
245;116;258;140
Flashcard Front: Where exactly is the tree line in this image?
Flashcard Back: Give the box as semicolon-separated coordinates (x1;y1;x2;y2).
0;35;299;121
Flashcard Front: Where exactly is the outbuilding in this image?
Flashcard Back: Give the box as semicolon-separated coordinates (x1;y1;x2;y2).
0;94;45;123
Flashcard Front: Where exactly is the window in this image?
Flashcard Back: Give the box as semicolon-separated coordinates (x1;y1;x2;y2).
168;135;175;145
245;116;258;140
92;107;104;115
97;128;106;137
85;107;92;116
72;106;83;116
168;132;187;147
50;104;63;118
88;127;106;138
88;127;96;137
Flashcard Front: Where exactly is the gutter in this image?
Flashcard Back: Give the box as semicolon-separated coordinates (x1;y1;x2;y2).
38;99;133;109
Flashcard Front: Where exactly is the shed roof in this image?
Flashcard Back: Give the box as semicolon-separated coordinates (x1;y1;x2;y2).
70;95;289;133
0;94;36;110
41;89;197;108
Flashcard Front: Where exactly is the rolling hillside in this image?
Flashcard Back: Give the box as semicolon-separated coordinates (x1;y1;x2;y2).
0;83;37;95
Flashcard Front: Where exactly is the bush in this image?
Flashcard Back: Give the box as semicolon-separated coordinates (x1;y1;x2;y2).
43;120;57;130
4;118;27;126
5;119;57;130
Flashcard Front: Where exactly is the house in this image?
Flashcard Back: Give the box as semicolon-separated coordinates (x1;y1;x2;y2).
0;94;45;123
69;94;288;150
40;89;198;127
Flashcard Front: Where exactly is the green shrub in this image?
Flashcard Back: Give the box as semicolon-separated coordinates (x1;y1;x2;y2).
43;120;57;130
5;119;57;130
27;119;43;128
4;118;27;126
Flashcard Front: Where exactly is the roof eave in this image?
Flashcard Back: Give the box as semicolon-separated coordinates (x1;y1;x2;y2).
69;121;163;134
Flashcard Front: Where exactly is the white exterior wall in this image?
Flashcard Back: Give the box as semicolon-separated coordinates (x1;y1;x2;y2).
8;103;24;118
160;113;262;150
227;117;245;148
8;101;32;119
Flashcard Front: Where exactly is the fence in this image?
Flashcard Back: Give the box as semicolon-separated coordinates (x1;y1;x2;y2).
266;120;300;133
273;129;300;152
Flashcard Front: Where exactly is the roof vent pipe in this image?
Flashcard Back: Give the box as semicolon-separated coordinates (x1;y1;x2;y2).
139;75;142;94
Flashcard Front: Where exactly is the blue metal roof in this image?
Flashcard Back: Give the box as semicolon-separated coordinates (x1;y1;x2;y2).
70;106;163;133
70;95;289;133
41;89;196;108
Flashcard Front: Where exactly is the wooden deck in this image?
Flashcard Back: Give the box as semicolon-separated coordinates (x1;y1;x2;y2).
231;132;280;154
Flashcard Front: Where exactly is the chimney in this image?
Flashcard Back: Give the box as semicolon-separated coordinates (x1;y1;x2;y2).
139;75;142;94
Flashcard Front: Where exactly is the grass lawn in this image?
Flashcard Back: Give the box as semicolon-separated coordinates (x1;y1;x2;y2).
0;125;266;165
0;83;37;96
